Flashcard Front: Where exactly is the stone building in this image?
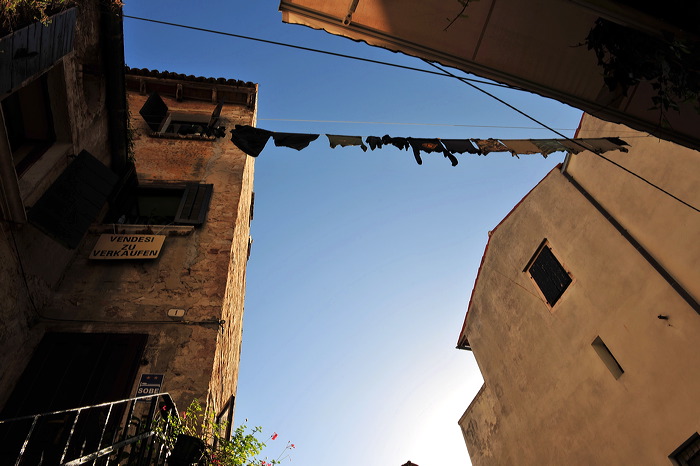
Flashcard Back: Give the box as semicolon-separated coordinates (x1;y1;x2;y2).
0;1;258;457
456;114;700;465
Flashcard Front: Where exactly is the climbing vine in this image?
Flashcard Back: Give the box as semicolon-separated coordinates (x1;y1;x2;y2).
583;18;700;121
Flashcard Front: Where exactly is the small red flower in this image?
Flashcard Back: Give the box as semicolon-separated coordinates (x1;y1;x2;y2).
271;433;278;440
290;444;295;448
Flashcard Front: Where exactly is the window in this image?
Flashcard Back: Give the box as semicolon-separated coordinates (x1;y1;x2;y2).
215;396;235;443
138;92;225;139
28;150;118;249
106;182;213;226
591;336;624;379
670;433;700;466
1;75;56;176
0;64;73;223
525;240;572;306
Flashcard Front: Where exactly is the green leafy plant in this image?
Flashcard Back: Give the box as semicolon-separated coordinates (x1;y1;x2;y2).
156;399;294;466
0;0;123;37
583;18;700;124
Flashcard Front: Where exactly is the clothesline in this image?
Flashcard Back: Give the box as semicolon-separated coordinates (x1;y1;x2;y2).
229;125;629;166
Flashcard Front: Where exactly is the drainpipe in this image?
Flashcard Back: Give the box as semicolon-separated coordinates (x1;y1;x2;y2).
560;162;700;315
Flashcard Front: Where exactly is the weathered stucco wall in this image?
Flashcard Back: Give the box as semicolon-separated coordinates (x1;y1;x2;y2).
460;165;700;464
570;114;700;301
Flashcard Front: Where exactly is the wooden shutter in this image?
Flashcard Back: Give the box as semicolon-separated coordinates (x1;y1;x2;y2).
208;100;224;128
174;183;213;225
139;92;169;132
28;150;118;248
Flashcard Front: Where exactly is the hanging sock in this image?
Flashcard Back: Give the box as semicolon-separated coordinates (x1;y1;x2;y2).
440;139;480;155
327;134;368;152
407;138;457;166
473;138;510;155
365;136;384;151
272;132;319;150
230;125;272;157
381;135;410;151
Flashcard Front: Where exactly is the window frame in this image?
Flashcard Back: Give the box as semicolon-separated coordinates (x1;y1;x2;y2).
106;181;213;227
524;239;574;308
138;92;224;140
669;432;700;466
0;64;73;223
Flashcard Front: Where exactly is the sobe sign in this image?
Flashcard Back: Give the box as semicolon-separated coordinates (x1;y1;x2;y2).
90;234;166;259
137;373;164;396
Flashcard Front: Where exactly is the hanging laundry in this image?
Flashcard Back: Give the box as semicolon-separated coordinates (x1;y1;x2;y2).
530;139;569;158
589;137;629;153
327;134;368;152
500;139;542;158
557;139;587;154
474;138;510;155
440;139;480;156
272;132;319;150
407;138;457;166
381;135;410;151
230;125;272;157
365;136;384;151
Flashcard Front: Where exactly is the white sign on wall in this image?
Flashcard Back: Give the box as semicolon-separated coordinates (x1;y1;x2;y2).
90;234;165;260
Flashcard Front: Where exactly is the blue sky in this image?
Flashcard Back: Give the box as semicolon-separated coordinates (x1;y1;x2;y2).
123;1;583;464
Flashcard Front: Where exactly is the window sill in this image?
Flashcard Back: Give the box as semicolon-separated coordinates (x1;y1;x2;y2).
89;224;195;236
19;142;72;207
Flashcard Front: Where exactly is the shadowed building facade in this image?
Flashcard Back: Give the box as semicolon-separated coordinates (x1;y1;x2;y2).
0;3;258;459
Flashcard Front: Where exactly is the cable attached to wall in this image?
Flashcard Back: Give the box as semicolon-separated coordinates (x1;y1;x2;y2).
423;60;700;214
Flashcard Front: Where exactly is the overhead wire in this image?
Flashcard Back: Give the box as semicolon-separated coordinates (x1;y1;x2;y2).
423;60;700;214
122;15;513;89
123;14;698;213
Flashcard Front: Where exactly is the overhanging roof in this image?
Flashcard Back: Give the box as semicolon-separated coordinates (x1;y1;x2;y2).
280;0;700;152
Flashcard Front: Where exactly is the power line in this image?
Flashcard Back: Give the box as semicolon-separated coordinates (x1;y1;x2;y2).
423;60;700;214
122;15;514;89
258;118;577;130
123;14;697;213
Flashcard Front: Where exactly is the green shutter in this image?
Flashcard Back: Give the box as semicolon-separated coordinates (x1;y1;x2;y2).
174;183;213;225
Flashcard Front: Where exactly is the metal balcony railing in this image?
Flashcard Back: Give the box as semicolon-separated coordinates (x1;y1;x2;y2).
0;392;178;466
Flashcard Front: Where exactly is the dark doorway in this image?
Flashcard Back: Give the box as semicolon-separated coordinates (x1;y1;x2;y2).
0;332;148;464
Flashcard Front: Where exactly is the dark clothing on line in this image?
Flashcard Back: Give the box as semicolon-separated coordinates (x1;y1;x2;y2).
407;138;457;166
230;125;272;157
327;134;368;152
474;138;509;155
365;136;384;151
272;132;319;150
440;139;480;155
381;135;410;151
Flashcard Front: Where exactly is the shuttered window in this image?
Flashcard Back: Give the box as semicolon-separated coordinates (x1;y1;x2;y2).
106;182;212;226
28;150;118;248
138;92;226;138
175;183;213;225
139;92;169;132
670;433;700;466
527;243;572;306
